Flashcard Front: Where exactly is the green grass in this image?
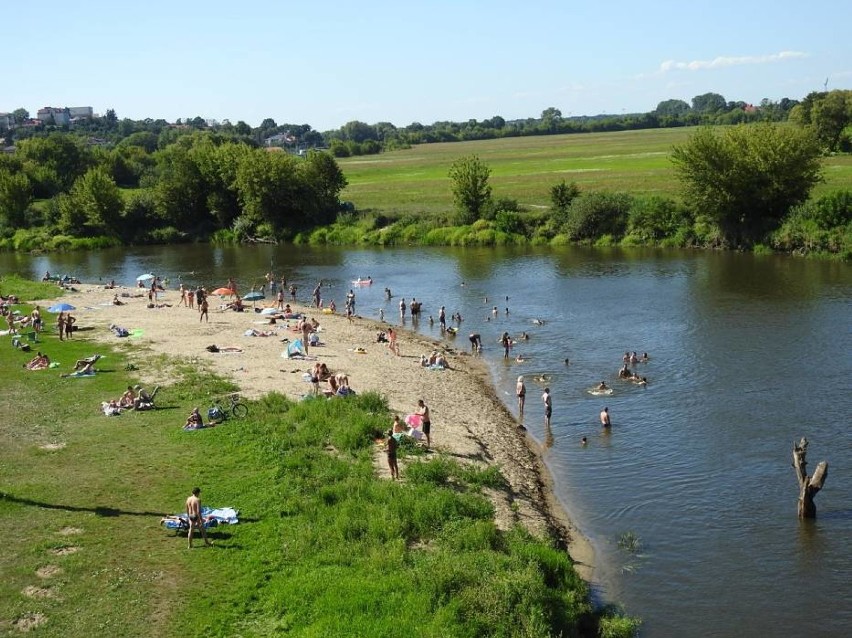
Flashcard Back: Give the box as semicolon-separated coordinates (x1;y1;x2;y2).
0;279;635;637
338;127;852;215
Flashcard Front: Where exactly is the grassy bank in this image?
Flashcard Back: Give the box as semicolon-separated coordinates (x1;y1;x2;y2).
0;279;637;636
338;128;852;216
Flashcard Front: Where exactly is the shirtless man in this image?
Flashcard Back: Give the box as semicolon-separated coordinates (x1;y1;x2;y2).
417;399;431;448
185;487;212;548
600;407;611;428
199;297;209;323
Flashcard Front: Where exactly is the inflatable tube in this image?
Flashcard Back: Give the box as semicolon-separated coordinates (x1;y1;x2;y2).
352;279;373;286
322;308;334;314
587;388;614;396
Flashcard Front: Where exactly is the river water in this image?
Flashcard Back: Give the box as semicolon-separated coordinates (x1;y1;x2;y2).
3;244;851;637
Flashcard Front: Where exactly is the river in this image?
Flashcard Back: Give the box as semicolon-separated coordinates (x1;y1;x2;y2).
3;244;851;637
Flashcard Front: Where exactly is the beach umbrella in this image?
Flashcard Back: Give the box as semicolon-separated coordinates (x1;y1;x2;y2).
212;287;235;296
136;273;155;282
242;291;265;309
48;303;76;313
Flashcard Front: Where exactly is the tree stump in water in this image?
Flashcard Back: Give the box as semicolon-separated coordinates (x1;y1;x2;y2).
792;438;828;519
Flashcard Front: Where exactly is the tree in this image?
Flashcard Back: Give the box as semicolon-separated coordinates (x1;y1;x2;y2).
13;108;29;123
654;99;690;117
550;180;581;225
792;438;828;519
234;121;252;136
0;169;32;227
105;108;118;128
448;155;492;224
691;92;726;113
58;167;123;236
810;89;852;151
672;124;823;247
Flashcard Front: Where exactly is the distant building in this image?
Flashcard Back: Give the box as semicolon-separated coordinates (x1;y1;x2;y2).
68;106;93;119
265;132;297;147
37;107;70;125
36;106;93;126
0;112;12;130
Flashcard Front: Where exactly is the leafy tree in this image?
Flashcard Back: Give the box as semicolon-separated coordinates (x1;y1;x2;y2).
105;108;118;128
550;180;581;225
298;150;348;226
234;121;252;136
448;155;492;224
259;118;277;131
655;99;690;117
563;191;632;240
810;90;852;151
672;124;823;247
58;167;123;236
691;93;727;113
341;121;377;143
153;143;208;231
16;134;92;191
0;170;32;227
13;108;29;123
236;148;301;232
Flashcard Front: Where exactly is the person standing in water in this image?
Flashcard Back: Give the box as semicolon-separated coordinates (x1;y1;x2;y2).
542;387;552;428
516;375;526;416
600;406;611;428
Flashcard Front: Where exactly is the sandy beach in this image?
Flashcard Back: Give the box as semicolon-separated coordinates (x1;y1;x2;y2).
39;283;594;580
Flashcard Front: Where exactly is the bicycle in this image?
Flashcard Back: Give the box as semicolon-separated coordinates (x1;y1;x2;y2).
209;393;248;421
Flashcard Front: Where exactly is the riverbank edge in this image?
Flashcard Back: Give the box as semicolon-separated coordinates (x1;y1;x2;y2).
34;282;596;587
362;315;597;582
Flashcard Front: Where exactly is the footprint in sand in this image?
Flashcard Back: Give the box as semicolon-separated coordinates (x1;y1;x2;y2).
36;565;63;579
12;612;48;632
49;546;80;556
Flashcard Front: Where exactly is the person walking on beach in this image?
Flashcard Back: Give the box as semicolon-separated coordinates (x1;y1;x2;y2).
516;376;526;416
277;288;284;311
600;407;611;428
417;399;432;449
187;285;194;309
386;429;399;480
388;326;400;356
289;284;297;302
185;487;212;549
542;387;552;428
199;297;209;323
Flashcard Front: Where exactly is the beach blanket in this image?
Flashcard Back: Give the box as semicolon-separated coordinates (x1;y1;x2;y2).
161;507;240;530
283;339;310;359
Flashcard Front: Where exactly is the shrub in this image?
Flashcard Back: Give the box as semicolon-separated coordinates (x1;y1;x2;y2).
626;195;692;244
564;191;632;241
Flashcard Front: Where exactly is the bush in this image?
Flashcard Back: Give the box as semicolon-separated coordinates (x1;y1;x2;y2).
626;195;692;244
564;191;632;241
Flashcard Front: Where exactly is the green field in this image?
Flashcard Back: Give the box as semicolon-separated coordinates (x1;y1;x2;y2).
338;127;852;215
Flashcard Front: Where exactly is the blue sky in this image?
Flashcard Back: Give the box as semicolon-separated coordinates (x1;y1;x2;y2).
5;0;850;131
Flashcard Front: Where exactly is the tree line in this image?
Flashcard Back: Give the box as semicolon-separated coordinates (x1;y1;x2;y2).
5;90;849;159
0;131;347;250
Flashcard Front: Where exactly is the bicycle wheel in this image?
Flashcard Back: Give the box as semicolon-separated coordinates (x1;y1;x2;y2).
231;402;248;418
